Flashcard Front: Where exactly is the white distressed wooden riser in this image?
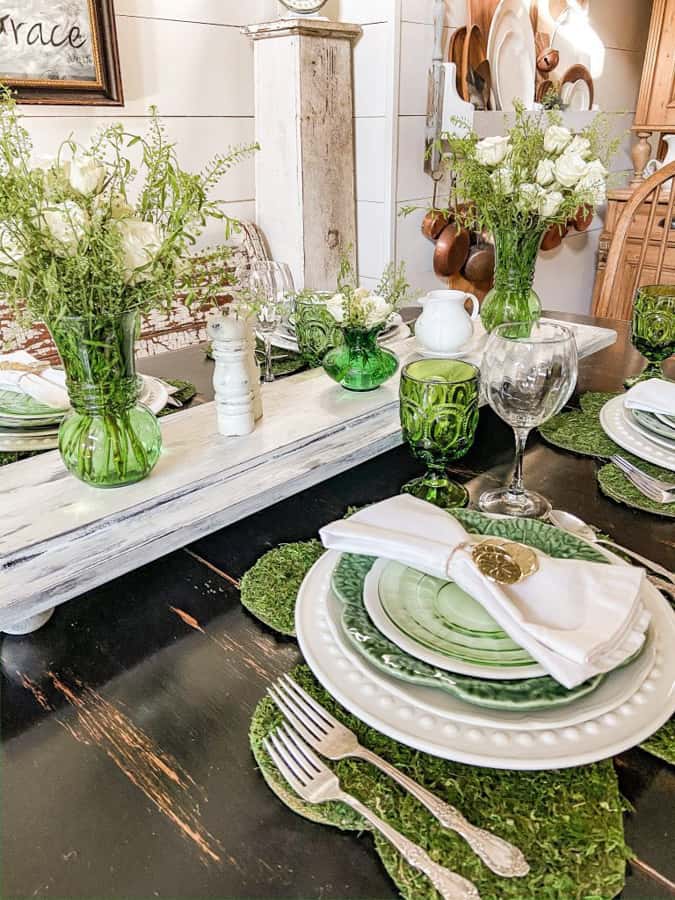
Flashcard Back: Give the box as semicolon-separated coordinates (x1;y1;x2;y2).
0;322;616;631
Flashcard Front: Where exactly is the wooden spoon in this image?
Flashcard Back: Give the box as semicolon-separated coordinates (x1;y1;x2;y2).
433;224;471;277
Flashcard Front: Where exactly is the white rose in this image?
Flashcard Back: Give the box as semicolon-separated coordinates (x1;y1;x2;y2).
325;292;345;323
475;135;510;167
115;217;164;284
554;152;588;188
577;161;607;205
544;125;572;154
365;293;391;328
518;183;543;212
538;190;564;219
536;158;556;187
67;155;106;196
42;201;88;256
490;166;515;195
353;286;371;302
0;224;22;276
566;135;591;158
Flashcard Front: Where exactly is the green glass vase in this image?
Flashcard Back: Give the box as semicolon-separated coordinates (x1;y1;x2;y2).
47;311;162;488
323;324;399;392
480;227;544;334
294;294;342;368
625;285;675;387
399;359;480;508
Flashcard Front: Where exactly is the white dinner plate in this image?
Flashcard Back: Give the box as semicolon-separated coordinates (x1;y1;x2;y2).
363;559;546;680
600;395;675;471
268;317;410;353
296;550;674;769
565;79;591;111
487;0;535;111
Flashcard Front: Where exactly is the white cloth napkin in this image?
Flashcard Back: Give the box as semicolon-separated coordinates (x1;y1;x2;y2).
0;351;69;410
320;495;650;689
624;379;675;416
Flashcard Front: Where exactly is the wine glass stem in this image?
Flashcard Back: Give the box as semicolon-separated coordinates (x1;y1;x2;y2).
264;334;274;383
509;427;530;495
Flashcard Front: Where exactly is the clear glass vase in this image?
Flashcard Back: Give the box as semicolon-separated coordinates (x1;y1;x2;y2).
480;227;544;334
47;310;162;488
322;324;398;391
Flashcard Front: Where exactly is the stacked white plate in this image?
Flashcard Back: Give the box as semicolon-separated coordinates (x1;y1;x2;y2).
267;314;410;354
295;522;675;770
600;394;675;472
0;376;169;452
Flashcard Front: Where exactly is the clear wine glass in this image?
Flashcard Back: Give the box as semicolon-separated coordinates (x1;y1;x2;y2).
249;262;296;383
479;321;578;518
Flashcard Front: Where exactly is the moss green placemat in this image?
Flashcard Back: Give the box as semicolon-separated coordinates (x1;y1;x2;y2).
539;392;675;518
251;664;630;900
240;540;324;636
0;379;198;468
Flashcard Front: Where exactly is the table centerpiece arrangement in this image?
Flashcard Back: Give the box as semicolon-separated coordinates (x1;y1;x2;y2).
437;103;615;333
0;88;256;487
322;256;412;391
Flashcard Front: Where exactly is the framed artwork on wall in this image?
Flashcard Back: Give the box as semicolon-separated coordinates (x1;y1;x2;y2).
0;0;123;106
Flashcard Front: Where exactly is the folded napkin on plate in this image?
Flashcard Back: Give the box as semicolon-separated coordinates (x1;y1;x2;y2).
320;495;650;689
624;379;675;416
0;351;69;410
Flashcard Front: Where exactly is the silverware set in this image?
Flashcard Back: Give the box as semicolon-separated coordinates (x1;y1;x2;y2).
265;674;529;899
611;455;675;505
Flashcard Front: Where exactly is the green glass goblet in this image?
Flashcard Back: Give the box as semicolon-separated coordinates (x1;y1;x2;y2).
399;359;480;509
294;293;343;368
625;285;675;388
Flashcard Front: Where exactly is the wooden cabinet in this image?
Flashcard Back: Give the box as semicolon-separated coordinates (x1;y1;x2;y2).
592;187;675;320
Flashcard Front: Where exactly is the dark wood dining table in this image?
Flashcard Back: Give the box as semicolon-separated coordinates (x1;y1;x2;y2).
1;313;674;900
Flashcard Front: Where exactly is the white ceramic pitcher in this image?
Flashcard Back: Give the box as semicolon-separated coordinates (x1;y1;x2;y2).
415;290;479;356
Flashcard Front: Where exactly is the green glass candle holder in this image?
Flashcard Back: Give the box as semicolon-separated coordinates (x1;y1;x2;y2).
47;311;162;488
399;359;480;509
625;285;675;387
323;324;398;392
294;293;343;368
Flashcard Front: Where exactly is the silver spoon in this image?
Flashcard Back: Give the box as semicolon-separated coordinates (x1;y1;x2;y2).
548;509;675;586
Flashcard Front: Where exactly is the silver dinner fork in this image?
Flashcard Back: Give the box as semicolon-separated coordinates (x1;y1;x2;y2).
611;455;675;504
268;675;529;878
264;724;481;900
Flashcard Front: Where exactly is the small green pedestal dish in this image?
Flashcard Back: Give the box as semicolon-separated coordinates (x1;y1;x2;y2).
323;323;398;392
294;293;343;368
626;284;675;387
399;359;480;508
48;310;162;488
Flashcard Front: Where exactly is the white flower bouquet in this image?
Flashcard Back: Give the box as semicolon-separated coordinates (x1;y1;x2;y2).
435;103;617;331
325;256;411;331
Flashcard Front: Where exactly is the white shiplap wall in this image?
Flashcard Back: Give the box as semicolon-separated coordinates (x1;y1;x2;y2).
17;0;277;246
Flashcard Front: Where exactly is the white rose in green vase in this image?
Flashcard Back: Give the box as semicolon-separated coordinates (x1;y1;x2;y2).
538;190;564;219
42;201;88;256
68;156;107;196
116;218;164;284
536;159;556;187
543;125;572;154
475;135;510;167
554;152;588;187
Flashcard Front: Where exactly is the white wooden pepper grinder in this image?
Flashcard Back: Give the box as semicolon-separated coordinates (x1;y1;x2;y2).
208;314;257;436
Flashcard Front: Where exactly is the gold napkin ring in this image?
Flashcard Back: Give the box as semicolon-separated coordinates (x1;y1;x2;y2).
470;538;539;586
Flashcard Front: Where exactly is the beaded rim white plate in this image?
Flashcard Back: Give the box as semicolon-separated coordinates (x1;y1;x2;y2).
624;407;675;452
600;395;675;471
296;550;675;769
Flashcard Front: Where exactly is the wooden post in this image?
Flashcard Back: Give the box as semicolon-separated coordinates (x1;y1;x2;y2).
243;18;362;290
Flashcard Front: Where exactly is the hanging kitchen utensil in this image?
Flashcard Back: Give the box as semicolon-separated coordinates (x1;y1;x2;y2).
433;224;471;278
422;172;448;240
541;223;568;251
572;206;594;232
425;0;447;176
537;48;560;73
463;244;496;283
461;25;488;103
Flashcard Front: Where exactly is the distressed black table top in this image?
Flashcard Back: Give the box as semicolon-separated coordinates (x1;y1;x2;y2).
1;314;674;899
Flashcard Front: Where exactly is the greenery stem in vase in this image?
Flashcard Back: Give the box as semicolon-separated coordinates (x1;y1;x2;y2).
0;87;257;486
480;225;545;334
49;311;161;487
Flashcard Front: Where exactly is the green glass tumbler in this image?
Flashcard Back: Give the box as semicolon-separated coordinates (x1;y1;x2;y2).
47;311;162;488
323;324;398;392
399;359;480;509
294;293;343;368
626;285;675;387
